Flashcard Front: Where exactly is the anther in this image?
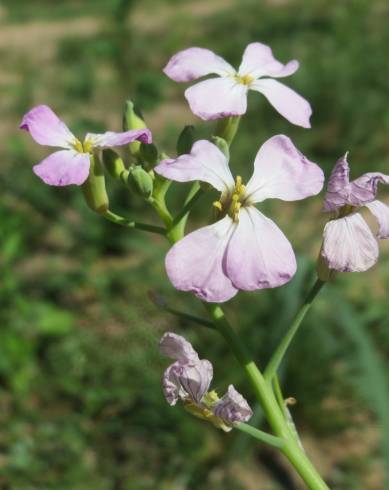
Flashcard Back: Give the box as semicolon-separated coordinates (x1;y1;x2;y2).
213;201;223;211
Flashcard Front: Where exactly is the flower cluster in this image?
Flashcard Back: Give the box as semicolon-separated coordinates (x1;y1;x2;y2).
160;332;252;431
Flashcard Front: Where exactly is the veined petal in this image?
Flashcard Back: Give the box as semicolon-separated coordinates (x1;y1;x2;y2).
225;207;297;290
213;385;253;424
323;153;351;212
20;105;76;148
162;362;183;406
159;332;199;363
155;140;234;192
250;79;312;128
321;213;379;272
348;172;389;207
239;42;299;79
33;150;90;186
86;128;151;149
165;216;238;303
365;200;389;239
245;135;324;203
185;77;248;121
164;47;235;82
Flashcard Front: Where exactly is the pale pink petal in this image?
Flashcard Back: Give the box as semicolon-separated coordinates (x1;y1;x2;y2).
239;42;299;79
86;128;151;149
365;200;389;239
185;77;248;121
225;207;296;290
33;150;90;186
159;332;199;363
323;153;351;212
213;385;253;424
163;47;235;82
321;213;379;272
245;135;324;203
348;172;389;206
165;216;238;303
250;79;312;128
20;105;76;148
155;140;234;192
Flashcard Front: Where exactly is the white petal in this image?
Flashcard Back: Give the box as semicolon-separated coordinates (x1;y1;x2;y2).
245;135;324;203
155;140;234;192
322;213;379;272
365;200;389;239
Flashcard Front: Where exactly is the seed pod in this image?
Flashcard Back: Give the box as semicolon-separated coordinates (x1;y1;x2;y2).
176;125;195;155
82;155;109;214
102;149;125;179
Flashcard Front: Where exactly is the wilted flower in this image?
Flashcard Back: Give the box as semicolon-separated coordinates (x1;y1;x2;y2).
155;136;324;302
319;153;389;275
20;105;151;186
160;332;252;429
164;42;311;128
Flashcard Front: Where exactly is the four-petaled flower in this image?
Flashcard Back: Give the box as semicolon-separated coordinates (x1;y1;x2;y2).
160;332;252;430
20;105;151;186
320;153;389;273
164;42;312;128
155;136;324;303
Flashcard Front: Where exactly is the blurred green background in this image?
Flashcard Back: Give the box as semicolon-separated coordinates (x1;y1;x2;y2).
1;0;388;488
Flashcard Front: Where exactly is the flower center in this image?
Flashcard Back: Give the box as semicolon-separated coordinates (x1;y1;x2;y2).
336;204;358;219
234;74;254;86
72;138;93;154
213;175;247;222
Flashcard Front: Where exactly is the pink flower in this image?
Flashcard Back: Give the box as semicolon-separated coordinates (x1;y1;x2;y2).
20;105;151;186
321;153;389;273
155;136;324;302
160;332;252;426
164;42;312;127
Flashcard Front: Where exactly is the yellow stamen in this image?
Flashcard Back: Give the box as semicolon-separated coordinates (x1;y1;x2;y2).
235;74;254;85
73;139;84;153
213;200;223;211
83;138;93;154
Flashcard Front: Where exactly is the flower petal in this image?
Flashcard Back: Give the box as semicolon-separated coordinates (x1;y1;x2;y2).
239;42;299;79
159;332;199;363
225;207;297;290
165;216;238;303
365;200;389;239
323;153;351;212
20;105;76;148
33;150;90;186
162;362;182;406
321;213;379;272
348;172;389;207
213;385;253;424
86;128;152;149
185;77;248;121
250;78;312;128
245;135;324;203
155;140;234;192
163;47;235;82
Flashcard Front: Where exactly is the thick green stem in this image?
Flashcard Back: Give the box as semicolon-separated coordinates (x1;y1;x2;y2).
214;116;241;146
264;279;325;382
102;210;166;235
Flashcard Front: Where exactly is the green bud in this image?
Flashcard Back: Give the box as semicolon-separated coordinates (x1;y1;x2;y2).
82;155;109;214
316;248;336;282
176;125;195;155
122;100;147;158
139;142;158;166
102;149;125;179
127;165;154;199
211;136;229;160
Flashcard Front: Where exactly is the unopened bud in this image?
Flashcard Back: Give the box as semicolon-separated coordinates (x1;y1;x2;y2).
102;149;125;179
139;142;158;166
211;136;229;160
82;155;109;214
123;100;146;158
127;165;154;199
176;125;195;155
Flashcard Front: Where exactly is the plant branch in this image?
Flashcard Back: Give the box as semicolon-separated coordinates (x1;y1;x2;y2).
235;423;284;449
102;210;166;235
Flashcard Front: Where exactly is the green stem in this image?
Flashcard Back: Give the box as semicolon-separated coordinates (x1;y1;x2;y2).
214;116;241;146
273;374;286;415
235;423;284;449
102;210;166;235
264;279;325;382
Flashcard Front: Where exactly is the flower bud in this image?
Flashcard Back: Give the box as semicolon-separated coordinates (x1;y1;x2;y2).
81;155;109;214
102;149;125;179
122;100;146;158
127;165;154;199
316;249;336;282
139;142;158;166
176;125;195;155
211;136;229;160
